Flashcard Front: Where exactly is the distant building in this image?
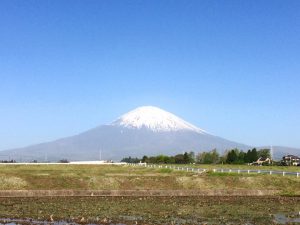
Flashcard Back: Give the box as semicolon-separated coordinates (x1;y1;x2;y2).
252;157;271;166
282;155;300;166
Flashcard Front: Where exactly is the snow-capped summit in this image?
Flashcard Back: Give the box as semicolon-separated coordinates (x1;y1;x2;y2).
2;105;253;161
111;106;206;133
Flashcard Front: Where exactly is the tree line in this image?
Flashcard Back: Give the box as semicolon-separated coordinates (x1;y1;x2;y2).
121;152;195;164
121;148;271;165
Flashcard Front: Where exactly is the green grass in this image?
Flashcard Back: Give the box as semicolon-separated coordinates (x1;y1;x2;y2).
158;168;173;173
0;164;299;195
185;163;300;172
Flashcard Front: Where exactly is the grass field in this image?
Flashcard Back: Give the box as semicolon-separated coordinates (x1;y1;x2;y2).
0;164;299;196
186;164;300;172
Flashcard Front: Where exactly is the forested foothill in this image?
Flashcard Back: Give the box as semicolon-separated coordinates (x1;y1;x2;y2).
121;148;296;166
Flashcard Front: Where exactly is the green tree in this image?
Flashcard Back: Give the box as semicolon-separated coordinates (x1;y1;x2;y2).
148;156;157;164
183;152;190;163
196;151;208;164
121;156;141;163
250;148;258;162
197;149;220;164
188;151;196;163
226;149;238;164
210;149;220;164
142;155;148;163
238;151;245;164
258;149;271;159
175;154;185;164
156;155;166;164
165;156;175;164
244;150;251;163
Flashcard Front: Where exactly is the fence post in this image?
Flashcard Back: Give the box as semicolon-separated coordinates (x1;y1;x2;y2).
238;170;240;174
297;173;299;178
283;172;285;176
247;170;250;174
221;169;224;173
270;171;272;175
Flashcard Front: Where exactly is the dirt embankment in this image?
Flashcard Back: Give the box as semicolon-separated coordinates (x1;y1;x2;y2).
0;189;280;197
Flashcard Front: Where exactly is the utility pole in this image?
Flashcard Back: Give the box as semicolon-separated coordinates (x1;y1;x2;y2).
270;145;274;165
270;145;273;160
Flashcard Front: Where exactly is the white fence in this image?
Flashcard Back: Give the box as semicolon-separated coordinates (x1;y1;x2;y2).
128;163;300;178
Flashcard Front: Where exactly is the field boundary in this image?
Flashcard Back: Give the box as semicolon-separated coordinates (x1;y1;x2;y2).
130;163;300;177
0;189;280;197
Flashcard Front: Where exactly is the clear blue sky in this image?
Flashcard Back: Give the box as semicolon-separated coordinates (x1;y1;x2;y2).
0;0;300;150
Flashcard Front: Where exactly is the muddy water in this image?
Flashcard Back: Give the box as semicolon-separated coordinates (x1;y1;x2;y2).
0;219;125;225
1;215;300;225
274;213;300;224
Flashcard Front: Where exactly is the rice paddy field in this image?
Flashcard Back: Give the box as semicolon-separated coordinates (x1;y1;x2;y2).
0;164;299;194
0;196;300;225
0;164;299;224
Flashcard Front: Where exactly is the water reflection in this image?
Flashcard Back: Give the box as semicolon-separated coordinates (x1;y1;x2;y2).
1;214;300;225
0;219;125;225
274;213;300;224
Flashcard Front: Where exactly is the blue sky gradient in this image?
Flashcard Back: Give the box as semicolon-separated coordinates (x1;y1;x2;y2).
0;0;300;149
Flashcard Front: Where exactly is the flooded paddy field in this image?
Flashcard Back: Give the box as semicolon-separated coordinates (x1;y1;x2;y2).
0;196;299;225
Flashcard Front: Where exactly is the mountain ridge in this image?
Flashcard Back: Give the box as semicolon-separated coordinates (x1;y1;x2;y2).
0;106;298;161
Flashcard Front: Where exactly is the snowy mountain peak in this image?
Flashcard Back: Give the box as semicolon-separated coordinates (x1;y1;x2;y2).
111;106;206;133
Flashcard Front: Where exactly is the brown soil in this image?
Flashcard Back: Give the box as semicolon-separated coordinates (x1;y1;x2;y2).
0;189;280;197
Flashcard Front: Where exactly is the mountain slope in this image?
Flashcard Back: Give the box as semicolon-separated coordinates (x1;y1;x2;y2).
0;126;250;162
0;106;255;161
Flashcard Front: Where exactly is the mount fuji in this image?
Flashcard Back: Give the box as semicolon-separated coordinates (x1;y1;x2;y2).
1;106;252;161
